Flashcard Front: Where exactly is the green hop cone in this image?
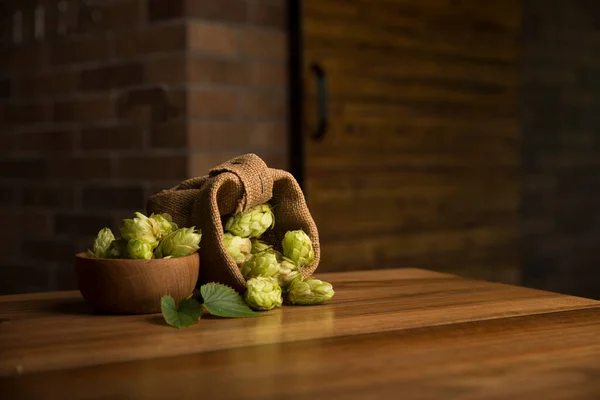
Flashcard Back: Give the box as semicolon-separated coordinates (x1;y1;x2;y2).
155;227;201;258
251;239;272;254
120;212;161;248
287;278;334;305
244;276;283;311
107;238;127;258
127;239;154;260
240;250;280;279
87;227;115;258
277;258;302;289
150;213;178;237
223;232;252;264
224;204;275;238
282;230;315;268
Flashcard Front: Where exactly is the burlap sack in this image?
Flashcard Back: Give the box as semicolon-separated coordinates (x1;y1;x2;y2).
147;153;320;293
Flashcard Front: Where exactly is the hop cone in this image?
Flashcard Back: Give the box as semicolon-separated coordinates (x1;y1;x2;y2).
225;204;274;238
278;258;302;289
120;212;161;248
240;250;280;279
288;278;334;305
127;239;153;260
155;227;201;258
223;232;252;264
251;239;272;254
244;276;283;311
87;227;115;258
150;213;178;237
282;230;315;268
107;238;127;258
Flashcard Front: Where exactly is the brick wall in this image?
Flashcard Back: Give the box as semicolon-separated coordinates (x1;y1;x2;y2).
0;0;288;294
522;0;600;298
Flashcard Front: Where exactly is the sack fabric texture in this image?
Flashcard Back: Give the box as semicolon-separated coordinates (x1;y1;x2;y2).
147;153;320;293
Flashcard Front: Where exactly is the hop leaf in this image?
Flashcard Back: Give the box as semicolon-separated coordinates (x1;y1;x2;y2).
87;227;115;258
161;295;202;328
244;276;283;311
127;239;153;260
155;227;201;258
225;204;275;238
150;213;178;237
287;277;334;305
223;233;252;264
282;230;315;268
240;250;280;279
200;283;261;318
120;212;160;248
251;239;272;254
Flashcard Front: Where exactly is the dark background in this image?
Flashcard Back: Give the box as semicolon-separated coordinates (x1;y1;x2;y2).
1;0;599;299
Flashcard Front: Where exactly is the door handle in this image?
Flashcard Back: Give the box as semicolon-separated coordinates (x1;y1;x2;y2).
310;63;328;141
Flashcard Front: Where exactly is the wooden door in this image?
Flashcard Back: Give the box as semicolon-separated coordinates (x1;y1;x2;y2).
299;0;522;283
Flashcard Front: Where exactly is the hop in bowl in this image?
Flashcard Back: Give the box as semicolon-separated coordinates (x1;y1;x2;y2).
75;252;199;314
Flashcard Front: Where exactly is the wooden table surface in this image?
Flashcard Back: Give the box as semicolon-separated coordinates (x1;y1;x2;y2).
1;268;599;399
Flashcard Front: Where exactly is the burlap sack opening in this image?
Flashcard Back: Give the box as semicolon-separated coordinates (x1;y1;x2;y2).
147;153;320;293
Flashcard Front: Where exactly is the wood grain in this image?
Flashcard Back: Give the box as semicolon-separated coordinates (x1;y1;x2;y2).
302;0;522;283
1;268;599;400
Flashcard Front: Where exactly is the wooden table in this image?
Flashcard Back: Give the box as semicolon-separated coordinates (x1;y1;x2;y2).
1;269;599;399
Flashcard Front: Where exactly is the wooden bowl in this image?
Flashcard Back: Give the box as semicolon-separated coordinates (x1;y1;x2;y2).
75;252;199;314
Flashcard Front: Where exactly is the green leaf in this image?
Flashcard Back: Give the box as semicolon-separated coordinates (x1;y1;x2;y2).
200;282;262;318
160;295;202;328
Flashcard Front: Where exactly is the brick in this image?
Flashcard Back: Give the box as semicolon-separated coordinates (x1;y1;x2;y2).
2;103;53;126
116;155;187;180
188;89;238;117
186;0;246;23
80;62;144;91
0;185;19;206
240;28;286;60
55;213;115;236
56;265;78;291
146;56;187;85
81;185;145;210
187;58;252;86
81;0;143;33
148;0;246;23
0;158;45;179
0;78;11;98
188;22;238;56
1;43;48;73
116;23;186;58
18;71;79;98
238;90;286;118
150;120;187;148
47;157;112;180
54;96;114;122
19;130;74;152
51;36;111;66
147;0;183;21
22;185;74;207
81;124;144;150
24;239;75;264
189;121;287;149
0;265;51;294
0;209;53;237
0;132;17;154
252;61;287;87
117;87;183;124
248;0;286;29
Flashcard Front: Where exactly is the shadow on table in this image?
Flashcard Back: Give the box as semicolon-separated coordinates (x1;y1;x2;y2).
49;300;109;316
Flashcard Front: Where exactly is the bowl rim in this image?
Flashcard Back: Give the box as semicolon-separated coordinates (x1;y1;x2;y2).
75;251;199;262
